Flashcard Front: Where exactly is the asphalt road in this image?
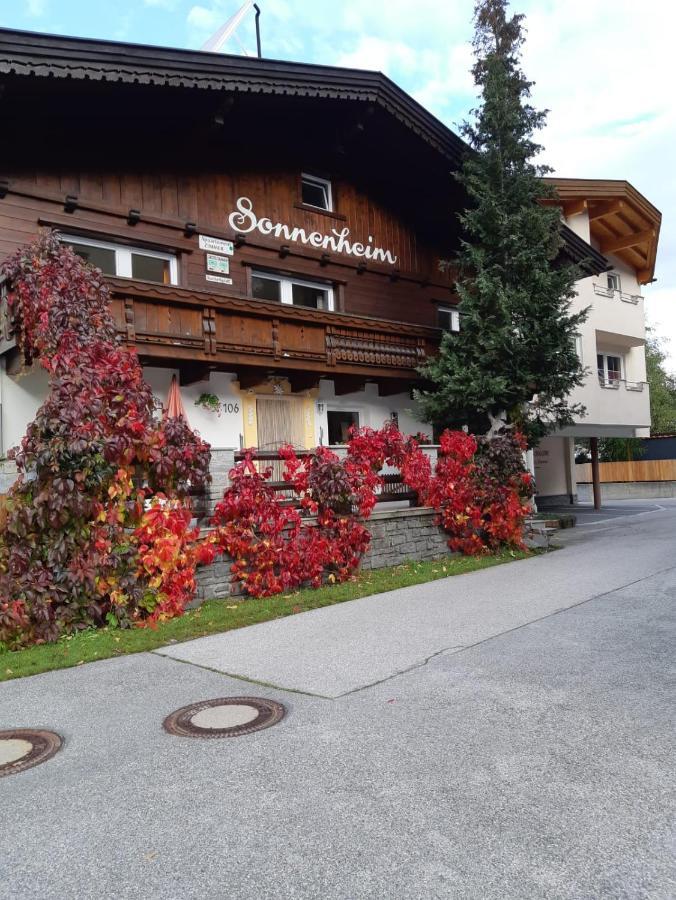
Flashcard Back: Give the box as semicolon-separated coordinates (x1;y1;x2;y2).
1;499;675;899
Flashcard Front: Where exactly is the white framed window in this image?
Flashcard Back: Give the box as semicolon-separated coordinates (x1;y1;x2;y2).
251;270;335;311
597;352;622;387
61;234;178;285
607;272;621;292
575;335;583;363
301;173;333;211
327;409;360;445
437;306;460;332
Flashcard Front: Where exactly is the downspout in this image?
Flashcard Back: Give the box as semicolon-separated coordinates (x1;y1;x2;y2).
253;3;262;58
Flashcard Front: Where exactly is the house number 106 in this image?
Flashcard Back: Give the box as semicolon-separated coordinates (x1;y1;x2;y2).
223;402;240;414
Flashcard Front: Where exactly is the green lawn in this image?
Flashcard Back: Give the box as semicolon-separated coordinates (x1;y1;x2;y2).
0;549;533;683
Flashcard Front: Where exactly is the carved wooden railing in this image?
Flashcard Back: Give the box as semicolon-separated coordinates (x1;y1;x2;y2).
105;278;439;379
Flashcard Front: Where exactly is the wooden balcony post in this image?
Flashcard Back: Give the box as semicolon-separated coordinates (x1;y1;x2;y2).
123;297;136;342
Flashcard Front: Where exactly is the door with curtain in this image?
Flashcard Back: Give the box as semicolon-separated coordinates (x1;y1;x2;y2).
256;397;307;450
256;397;308;485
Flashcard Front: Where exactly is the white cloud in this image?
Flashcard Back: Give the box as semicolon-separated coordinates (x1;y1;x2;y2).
25;0;47;16
186;5;223;31
336;36;418;75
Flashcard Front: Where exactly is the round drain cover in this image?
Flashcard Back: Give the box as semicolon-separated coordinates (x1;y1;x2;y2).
163;697;285;739
0;729;62;778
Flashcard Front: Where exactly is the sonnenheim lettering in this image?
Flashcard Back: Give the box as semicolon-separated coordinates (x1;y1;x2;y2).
227;197;398;265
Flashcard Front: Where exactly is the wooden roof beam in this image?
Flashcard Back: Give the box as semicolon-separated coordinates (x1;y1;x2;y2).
600;229;655;255
237;369;270;390
589;200;625;221
288;372;321;393
563;198;587;218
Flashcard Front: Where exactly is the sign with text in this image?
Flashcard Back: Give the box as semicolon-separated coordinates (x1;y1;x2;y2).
199;234;234;255
206;253;230;275
227;196;398;265
206;274;233;285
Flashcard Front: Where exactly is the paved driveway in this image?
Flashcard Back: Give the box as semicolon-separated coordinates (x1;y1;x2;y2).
1;501;675;899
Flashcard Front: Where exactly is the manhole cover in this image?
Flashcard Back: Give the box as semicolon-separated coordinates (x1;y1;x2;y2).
163;697;285;739
0;729;62;778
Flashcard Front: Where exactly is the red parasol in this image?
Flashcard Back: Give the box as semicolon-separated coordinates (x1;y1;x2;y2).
164;374;188;422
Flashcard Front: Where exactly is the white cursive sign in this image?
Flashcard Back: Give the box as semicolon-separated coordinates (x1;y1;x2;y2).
227;196;398;265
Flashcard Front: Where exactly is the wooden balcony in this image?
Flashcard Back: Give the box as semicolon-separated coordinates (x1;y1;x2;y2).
106;278;441;386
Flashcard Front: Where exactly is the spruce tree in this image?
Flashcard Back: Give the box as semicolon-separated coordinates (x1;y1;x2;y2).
416;0;587;444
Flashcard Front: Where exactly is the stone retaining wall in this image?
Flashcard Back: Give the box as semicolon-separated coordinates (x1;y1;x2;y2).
0;458;18;494
194;506;451;601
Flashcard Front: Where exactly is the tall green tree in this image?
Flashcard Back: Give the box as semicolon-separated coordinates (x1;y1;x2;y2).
416;0;587;444
646;332;676;434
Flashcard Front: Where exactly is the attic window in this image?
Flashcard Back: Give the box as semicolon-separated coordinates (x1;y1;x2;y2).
301;173;333;211
437;306;460;332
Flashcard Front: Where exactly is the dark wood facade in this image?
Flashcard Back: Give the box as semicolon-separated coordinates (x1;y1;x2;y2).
0;28;607;390
0;169;457;323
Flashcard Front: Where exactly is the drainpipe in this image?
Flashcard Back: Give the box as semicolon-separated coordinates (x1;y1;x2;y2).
253;3;262;57
590;436;601;510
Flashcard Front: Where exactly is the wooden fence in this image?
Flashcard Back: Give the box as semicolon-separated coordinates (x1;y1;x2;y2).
576;459;676;483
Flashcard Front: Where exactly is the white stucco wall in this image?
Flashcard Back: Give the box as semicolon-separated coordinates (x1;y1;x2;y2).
0;362;49;456
315;380;431;445
534;435;575;499
142;367;242;449
556;209;651;437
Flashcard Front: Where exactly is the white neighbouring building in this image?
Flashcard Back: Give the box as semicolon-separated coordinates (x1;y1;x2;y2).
534;179;661;507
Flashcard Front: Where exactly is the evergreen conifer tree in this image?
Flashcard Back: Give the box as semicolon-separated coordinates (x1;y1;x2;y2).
416;0;587;444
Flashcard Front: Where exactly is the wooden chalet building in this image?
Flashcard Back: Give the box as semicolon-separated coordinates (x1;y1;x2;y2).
0;28;628;504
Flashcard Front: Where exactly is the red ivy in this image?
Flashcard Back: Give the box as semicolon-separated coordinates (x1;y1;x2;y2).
0;231;212;646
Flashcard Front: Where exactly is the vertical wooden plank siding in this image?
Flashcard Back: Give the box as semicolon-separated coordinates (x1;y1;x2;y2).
575;459;676;483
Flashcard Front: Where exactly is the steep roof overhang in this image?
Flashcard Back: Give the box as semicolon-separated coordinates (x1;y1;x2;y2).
545;178;661;284
0;27;466;164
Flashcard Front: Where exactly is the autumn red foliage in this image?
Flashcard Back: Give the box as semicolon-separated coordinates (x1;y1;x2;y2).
0;232;211;647
210;422;532;598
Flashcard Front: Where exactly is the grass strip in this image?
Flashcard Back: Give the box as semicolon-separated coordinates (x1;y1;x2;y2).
1;549;533;683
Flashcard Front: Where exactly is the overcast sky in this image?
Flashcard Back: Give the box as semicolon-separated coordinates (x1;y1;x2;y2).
2;0;674;370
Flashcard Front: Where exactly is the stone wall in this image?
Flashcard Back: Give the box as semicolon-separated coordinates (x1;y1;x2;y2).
0;458;18;494
193;448;235;519
194;506;451;601
360;507;449;570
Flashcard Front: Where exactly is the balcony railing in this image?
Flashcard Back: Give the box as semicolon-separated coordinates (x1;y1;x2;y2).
597;371;646;391
593;283;641;304
103;278;441;380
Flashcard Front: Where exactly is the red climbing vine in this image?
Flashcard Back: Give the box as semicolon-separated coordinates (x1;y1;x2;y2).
0;231;211;647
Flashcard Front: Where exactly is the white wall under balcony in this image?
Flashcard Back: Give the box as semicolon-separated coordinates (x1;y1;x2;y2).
561;377;650;437
558;211;650;436
0;362;49;456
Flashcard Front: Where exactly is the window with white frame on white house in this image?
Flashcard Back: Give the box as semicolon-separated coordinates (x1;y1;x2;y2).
62;235;178;285
597;352;622;386
607;271;621;292
327;410;359;445
437;306;460;332
301;173;333;211
251;270;334;311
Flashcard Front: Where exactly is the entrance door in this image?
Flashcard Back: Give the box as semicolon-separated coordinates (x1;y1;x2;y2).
256;397;307;450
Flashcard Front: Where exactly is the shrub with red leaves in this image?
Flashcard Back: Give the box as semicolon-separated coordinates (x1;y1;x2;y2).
430;428;534;555
0;231;211;646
